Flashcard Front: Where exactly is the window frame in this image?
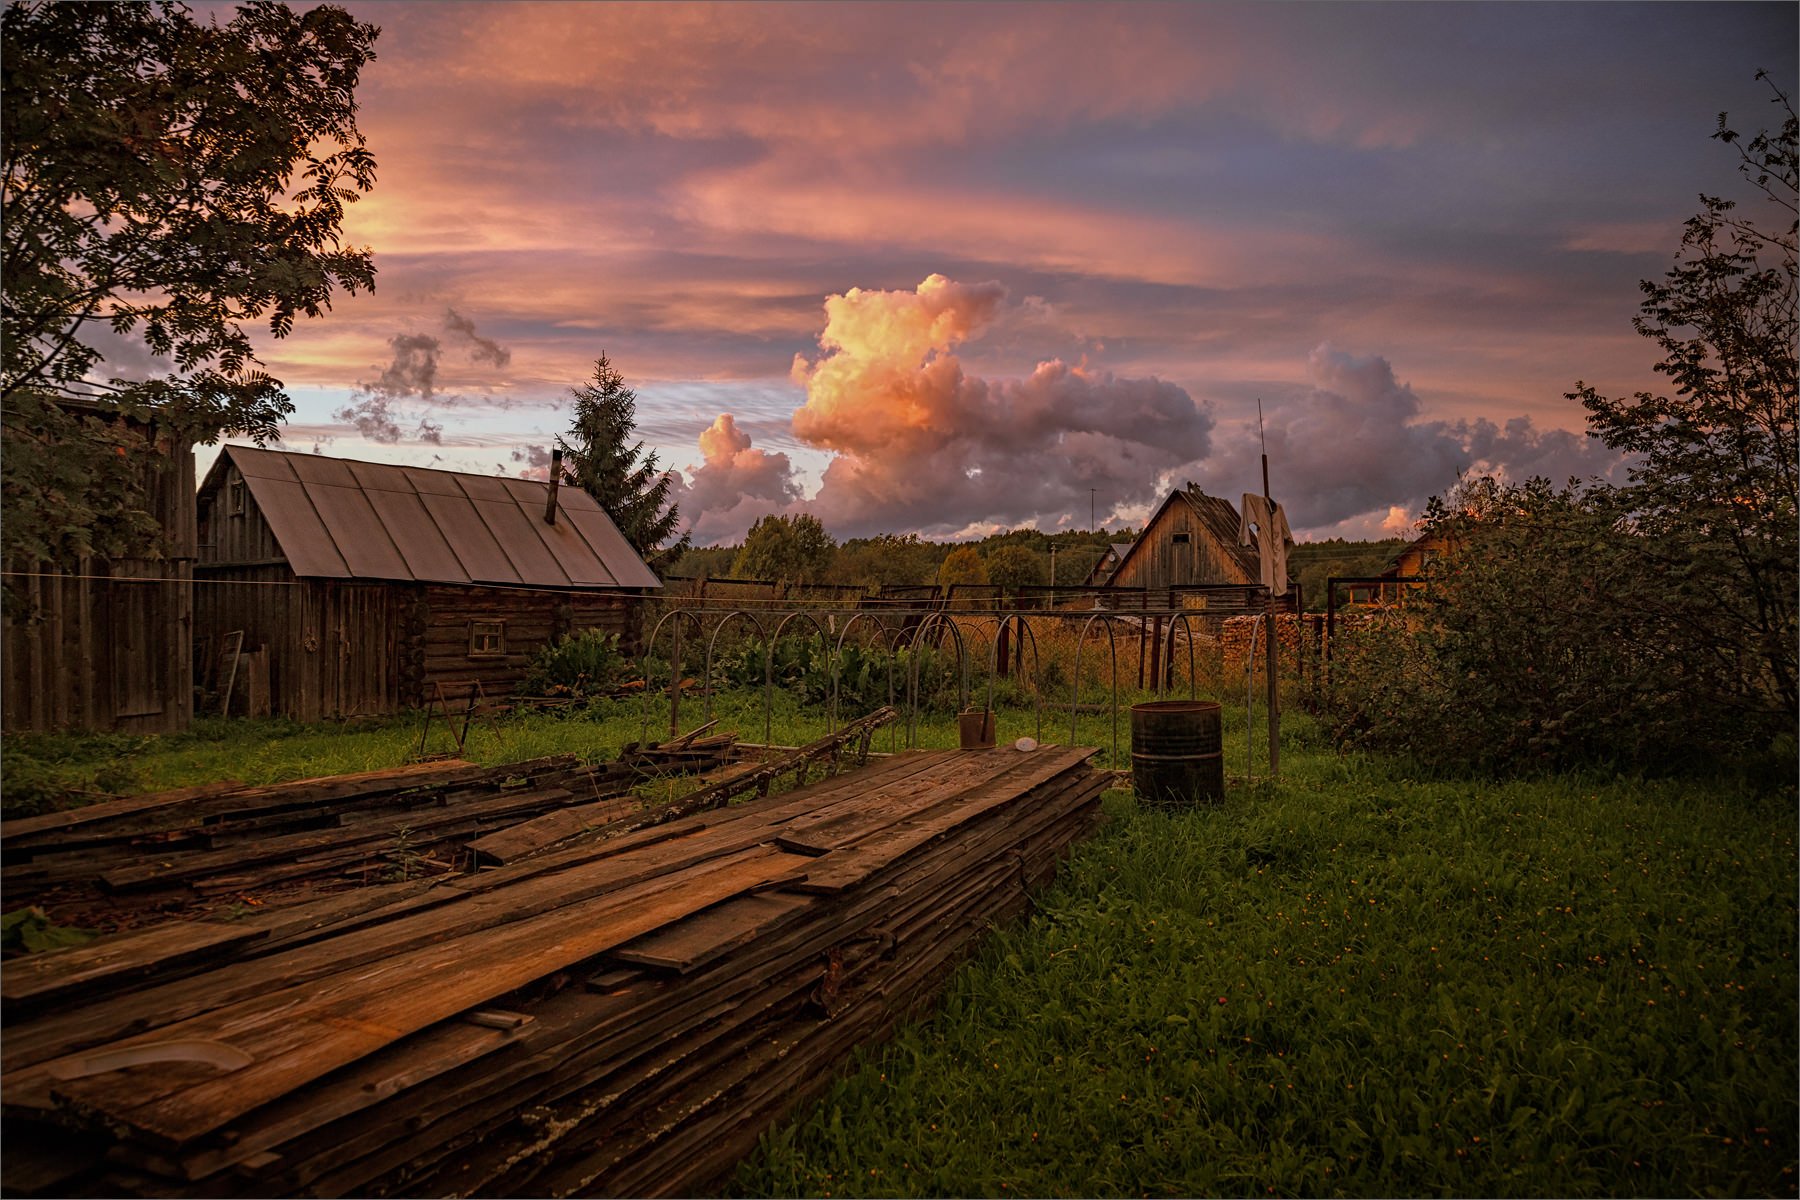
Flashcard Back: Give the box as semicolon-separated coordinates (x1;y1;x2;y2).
468;619;507;658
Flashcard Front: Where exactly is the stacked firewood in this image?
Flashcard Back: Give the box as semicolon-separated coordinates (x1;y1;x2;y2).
1;742;1108;1198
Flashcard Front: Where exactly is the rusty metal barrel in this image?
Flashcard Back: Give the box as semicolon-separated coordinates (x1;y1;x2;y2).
1130;699;1224;808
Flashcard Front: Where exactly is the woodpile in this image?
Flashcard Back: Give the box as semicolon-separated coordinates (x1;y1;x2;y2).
0;732;741;922
1;741;1108;1198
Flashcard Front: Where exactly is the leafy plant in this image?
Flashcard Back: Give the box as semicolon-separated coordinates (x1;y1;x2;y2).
521;628;628;699
1;907;95;955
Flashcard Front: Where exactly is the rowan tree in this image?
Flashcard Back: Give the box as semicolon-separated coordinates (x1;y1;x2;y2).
1570;73;1797;725
2;1;380;568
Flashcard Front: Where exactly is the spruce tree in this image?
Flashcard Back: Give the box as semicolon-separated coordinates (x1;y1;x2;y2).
557;355;688;568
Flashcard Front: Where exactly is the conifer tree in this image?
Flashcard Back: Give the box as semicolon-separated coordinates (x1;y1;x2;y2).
557;355;688;568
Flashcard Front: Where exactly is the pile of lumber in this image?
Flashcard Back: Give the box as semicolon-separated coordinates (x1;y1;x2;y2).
2;734;740;916
1;743;1108;1198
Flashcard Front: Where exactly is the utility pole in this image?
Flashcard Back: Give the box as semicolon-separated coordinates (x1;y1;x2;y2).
1089;488;1097;531
1049;543;1057;606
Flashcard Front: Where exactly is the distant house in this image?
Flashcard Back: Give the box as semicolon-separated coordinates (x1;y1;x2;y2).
2;407;195;734
1348;529;1459;604
1105;484;1295;610
1082;542;1134;587
194;446;661;721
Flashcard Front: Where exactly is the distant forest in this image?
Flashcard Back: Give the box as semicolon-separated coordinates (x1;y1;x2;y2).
667;526;1408;613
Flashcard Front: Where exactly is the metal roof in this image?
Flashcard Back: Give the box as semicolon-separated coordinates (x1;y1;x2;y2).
216;446;662;590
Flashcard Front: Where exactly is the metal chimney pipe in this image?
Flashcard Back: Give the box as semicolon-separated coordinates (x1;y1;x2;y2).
544;447;562;526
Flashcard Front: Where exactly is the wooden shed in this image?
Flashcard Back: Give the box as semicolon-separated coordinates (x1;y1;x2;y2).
2;410;195;734
1105;484;1295;610
194;446;661;722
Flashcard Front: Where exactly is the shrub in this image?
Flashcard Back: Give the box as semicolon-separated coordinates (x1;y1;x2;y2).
1325;476;1785;778
520;628;628;699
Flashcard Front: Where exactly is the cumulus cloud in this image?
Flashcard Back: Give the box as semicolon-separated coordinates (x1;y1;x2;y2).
333;310;514;445
668;413;803;546
1195;344;1632;537
782;274;1214;537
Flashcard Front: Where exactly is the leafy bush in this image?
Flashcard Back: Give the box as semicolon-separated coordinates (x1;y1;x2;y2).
1324;477;1786;778
520;629;628;699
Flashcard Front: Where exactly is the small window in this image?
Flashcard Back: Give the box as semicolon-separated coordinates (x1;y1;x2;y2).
225;476;247;517
469;620;506;657
1171;532;1191;545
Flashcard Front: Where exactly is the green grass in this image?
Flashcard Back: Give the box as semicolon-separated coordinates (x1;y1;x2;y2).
0;682;1208;819
6;694;1792;1195
735;736;1798;1198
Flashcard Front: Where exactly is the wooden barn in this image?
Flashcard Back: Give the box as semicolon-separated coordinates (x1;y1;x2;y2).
1082;541;1134;587
194;446;661;722
2;410;195;734
1106;483;1295;609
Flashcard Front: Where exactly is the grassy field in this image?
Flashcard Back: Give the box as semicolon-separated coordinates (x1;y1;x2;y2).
735;737;1798;1198
4;697;1793;1195
0;684;1202;819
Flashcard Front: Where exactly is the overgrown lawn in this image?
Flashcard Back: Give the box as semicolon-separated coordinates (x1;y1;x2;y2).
737;751;1797;1197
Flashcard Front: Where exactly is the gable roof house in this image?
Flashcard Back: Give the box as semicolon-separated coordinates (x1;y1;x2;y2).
195;446;661;721
1082;542;1135;587
1104;484;1297;612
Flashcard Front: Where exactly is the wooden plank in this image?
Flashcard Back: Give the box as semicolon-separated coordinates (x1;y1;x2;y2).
148;1016;526;1183
464;793;644;866
1;921;269;1011
789;750;1098;893
98;787;578;892
608;891;814;974
38;846;814;1148
1;781;249;844
772;746;1057;855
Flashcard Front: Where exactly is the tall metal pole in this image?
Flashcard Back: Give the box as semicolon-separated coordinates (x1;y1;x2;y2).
1260;405;1280;778
1090;488;1096;531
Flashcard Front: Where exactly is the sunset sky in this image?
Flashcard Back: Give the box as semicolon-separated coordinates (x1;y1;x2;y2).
207;1;1795;543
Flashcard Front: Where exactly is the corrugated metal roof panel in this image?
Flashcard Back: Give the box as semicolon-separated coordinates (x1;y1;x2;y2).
246;477;351;577
285;454;360;489
466;495;573;587
560;505;661;589
497;479;615;586
451;473;515;503
220;446;660;590
399;465;467;497
305;483;412;579
416;492;519;583
362;487;470;583
232;451;300;481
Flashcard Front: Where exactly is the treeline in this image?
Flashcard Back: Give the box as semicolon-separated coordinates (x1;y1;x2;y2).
671;515;1408;609
668;518;1128;593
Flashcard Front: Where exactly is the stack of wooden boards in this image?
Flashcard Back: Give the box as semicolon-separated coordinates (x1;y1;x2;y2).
1;733;740;911
1;743;1108;1198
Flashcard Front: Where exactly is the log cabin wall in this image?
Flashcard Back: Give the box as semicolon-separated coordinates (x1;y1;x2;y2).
1;424;194;734
409;585;637;705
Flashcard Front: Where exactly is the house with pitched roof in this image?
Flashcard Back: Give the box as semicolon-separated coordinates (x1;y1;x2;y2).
194;446;661;721
1105;483;1296;610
